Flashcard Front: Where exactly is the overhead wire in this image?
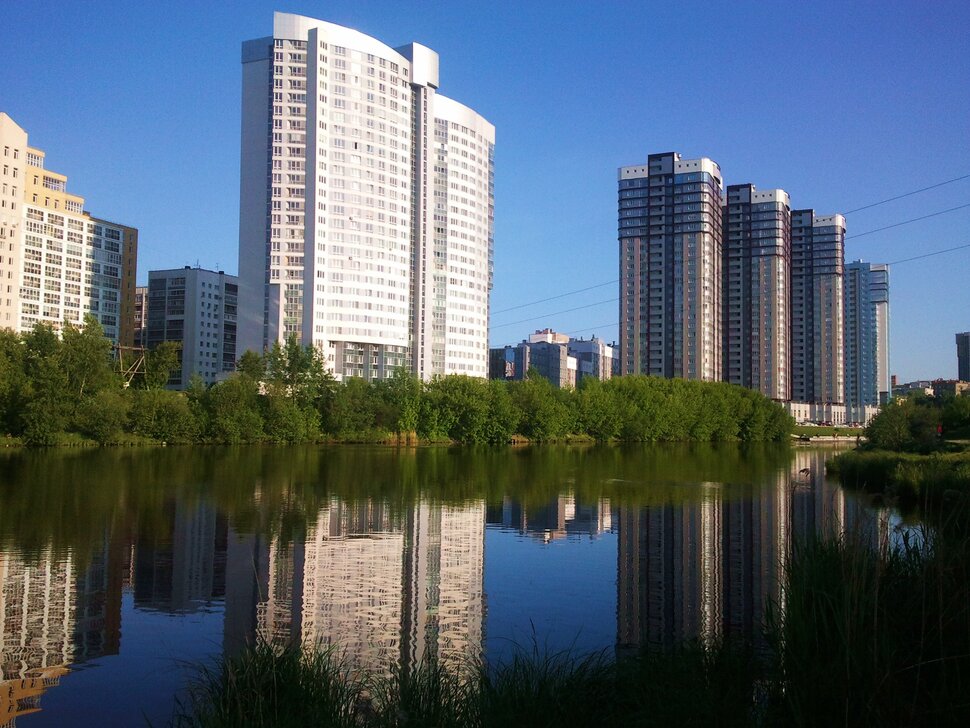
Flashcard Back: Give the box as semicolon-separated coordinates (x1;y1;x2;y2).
489;176;970;325
844;174;970;214
846;202;970;239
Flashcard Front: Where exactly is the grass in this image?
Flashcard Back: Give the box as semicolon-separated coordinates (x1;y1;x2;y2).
827;448;970;507
172;640;760;727
767;518;970;726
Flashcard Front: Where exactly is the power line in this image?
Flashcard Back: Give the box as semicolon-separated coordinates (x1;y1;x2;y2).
887;241;970;266
491;280;616;315
846;202;970;240
489;181;970;324
488;297;617;331
490;242;970;341
844;174;970;214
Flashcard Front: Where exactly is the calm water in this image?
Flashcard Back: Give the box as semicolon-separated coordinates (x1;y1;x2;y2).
0;444;885;726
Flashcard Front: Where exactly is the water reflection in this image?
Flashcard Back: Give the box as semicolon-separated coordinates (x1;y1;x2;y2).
617;449;890;653
486;495;613;542
224;500;485;678
1;535;121;725
0;444;890;726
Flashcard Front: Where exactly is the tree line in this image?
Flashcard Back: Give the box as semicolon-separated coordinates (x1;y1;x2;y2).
863;389;970;452
0;317;793;446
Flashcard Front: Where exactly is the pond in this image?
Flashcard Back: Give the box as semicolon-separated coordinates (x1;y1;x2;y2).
0;444;884;726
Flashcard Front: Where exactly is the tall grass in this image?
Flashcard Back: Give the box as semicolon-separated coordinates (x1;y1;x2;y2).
172;640;758;727
767;518;970;726
827;448;970;506
171;641;364;728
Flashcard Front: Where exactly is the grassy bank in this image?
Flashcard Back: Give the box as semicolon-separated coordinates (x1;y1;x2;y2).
174;524;970;727
827;449;970;506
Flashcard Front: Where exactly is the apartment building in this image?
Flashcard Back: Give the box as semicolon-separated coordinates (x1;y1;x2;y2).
722;184;791;400
844;261;890;416
0;112;137;344
957;332;970;382
238;13;494;380
618;152;723;380
791;210;845;404
145;267;238;388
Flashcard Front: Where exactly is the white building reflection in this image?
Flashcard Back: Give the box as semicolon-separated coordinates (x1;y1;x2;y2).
0;534;122;726
226;499;486;677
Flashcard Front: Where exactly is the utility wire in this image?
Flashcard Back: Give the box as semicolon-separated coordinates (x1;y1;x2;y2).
887;241;970;266
491;280;616;315
846;203;970;239
844;174;970;214
490;179;970;322
488;298;617;330
489;242;970;341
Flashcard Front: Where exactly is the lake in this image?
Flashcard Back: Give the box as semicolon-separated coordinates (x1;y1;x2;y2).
0;444;885;726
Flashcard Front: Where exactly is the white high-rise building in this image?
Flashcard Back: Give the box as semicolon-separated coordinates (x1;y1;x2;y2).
239;13;494;380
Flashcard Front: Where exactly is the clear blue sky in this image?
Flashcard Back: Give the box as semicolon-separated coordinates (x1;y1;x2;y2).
2;0;968;381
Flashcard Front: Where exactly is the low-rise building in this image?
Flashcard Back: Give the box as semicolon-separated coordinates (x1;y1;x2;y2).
932;379;970;399
489;329;578;389
785;401;879;426
567;336;616;384
146;267;238;388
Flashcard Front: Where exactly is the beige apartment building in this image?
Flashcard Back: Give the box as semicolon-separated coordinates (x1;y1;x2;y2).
0;112;137;345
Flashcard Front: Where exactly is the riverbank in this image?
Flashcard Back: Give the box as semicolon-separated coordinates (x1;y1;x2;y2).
827;448;970;505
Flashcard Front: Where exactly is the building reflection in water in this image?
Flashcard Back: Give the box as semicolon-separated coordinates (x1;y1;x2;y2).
486;495;613;542
617;449;890;653
133;499;228;614
0;532;123;726
225;499;486;678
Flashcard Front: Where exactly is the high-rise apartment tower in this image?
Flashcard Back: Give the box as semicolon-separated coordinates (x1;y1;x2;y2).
957;332;970;382
238;13;494;380
618;152;723;380
791;210;845;404
844;261;890;415
722;184;791;400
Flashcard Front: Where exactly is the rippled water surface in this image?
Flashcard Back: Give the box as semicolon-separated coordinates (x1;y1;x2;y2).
0;444;883;726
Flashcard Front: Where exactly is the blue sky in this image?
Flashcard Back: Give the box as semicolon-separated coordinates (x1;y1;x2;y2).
2;0;968;381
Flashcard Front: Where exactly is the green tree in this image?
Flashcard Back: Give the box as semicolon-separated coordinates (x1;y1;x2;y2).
236;350;266;382
324;377;379;437
512;373;571;442
129;389;200;443
374;367;421;434
204;375;265;443
144;341;182;389
0;329;26;435
19;324;69;445
59;315;118;417
76;390;129;444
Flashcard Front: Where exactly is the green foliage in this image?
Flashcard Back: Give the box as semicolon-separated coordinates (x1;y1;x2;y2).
0;324;793;446
236;349;265;381
144;341;182;389
76;391;129;444
865;399;942;452
202;376;265;444
129;389;200;443
264;395;320;444
766;527;970;726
